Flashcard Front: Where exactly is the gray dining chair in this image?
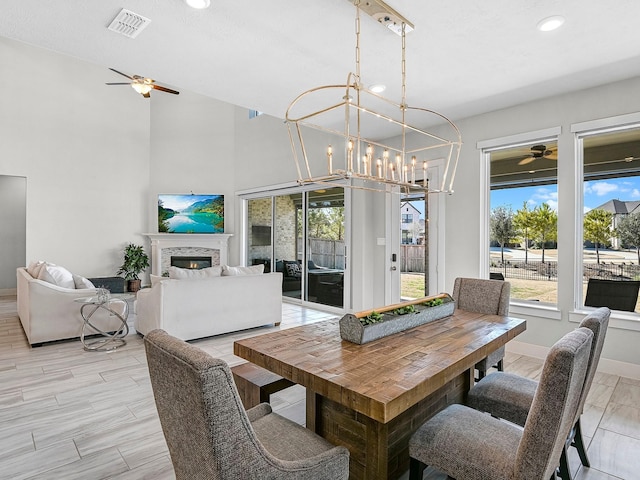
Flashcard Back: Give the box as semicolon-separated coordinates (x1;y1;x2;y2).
409;327;593;480
466;307;610;480
144;329;350;480
452;277;511;379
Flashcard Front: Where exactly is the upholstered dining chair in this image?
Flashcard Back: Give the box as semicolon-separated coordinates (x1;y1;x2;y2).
144;329;350;480
466;307;610;480
409;327;594;480
452;277;511;379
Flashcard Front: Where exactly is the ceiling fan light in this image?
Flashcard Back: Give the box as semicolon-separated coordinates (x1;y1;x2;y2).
537;15;565;32
369;84;386;93
184;0;210;9
131;83;153;95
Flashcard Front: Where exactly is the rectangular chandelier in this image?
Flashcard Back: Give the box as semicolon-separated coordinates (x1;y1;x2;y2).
285;0;462;194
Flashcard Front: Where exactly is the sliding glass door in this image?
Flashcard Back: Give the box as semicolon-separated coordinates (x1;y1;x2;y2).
305;188;345;307
246;187;346;309
276;193;302;301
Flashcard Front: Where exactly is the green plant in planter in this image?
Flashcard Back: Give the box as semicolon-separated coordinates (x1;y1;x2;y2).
393;304;416;315
116;243;149;292
422;298;444;307
360;311;384;326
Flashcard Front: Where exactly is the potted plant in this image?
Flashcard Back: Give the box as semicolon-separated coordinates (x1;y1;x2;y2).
339;294;455;344
116;243;150;292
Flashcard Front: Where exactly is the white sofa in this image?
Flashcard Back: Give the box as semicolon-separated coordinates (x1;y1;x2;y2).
134;272;283;341
17;267;124;346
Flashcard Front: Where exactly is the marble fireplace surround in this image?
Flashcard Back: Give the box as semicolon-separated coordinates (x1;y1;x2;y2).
144;234;232;276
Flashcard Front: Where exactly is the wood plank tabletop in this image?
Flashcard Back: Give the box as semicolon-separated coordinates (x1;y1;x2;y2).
234;309;526;423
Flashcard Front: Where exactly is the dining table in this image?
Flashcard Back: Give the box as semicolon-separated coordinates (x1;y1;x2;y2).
234;308;526;480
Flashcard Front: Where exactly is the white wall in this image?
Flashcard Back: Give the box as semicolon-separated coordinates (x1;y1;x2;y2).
0;37;149;279
149;91;238;262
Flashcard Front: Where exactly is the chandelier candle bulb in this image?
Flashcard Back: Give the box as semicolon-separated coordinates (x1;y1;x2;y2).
377;159;383;178
411;156;416;184
383;149;389;179
403;165;408;183
391;164;396;181
423;161;427;187
347;139;354;172
395;154;402;179
327;145;333;174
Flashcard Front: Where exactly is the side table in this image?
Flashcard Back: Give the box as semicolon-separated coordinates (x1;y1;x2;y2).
75;293;132;351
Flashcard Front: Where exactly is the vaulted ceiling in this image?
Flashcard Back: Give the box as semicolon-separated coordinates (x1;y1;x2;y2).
1;1;640;124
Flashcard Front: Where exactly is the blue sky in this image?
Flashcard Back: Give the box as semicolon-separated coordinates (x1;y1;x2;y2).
491;176;640;213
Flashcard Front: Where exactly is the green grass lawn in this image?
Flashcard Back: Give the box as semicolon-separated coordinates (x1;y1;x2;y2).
401;273;426;299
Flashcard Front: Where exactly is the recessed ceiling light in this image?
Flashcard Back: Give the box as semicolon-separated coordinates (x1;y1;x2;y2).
370;84;386;93
537;15;565;32
184;0;210;9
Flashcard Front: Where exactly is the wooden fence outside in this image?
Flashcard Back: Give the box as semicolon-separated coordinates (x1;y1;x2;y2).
304;238;346;269
300;240;424;272
401;245;425;273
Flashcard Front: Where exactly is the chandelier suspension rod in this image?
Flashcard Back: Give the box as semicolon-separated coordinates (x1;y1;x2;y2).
353;0;362;173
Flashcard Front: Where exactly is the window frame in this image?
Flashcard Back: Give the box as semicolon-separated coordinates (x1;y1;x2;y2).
571;112;640;321
478;126;562;318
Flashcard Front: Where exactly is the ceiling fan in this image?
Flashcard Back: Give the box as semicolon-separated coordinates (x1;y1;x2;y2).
106;68;179;98
518;144;558;166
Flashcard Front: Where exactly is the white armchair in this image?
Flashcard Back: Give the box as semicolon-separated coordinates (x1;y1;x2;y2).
17;267;123;346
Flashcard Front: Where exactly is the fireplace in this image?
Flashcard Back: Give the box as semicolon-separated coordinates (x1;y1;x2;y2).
144;233;233;276
171;256;212;270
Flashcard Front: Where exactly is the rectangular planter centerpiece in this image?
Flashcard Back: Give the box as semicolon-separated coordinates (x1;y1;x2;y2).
339;293;455;344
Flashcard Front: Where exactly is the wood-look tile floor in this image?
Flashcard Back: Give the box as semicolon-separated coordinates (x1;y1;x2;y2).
0;295;637;479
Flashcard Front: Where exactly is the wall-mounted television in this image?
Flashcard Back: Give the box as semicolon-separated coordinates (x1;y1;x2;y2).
158;194;224;233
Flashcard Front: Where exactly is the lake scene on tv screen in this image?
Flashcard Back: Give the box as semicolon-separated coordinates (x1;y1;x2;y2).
158;194;224;233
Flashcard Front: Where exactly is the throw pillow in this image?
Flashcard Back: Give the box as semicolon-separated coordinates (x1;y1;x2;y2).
26;260;47;278
222;264;265;276
168;265;223;279
38;264;76;289
73;274;95;289
150;274;166;286
285;261;301;277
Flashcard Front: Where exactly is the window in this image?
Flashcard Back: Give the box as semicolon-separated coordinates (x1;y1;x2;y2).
482;129;560;305
402;213;412;223
577;124;640;313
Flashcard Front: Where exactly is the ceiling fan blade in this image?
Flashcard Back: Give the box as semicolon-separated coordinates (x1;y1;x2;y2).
152;84;180;95
518;156;535;166
105;82;131;85
109;68;133;80
545;153;558;160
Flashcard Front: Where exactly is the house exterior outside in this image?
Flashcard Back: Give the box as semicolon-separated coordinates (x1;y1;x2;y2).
401;202;422;244
593;199;640;248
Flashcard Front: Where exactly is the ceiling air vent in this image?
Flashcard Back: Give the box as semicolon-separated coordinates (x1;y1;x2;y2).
107;8;151;39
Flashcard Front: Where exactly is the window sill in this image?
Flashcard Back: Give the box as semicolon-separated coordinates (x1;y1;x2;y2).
509;301;562;320
569;308;640;332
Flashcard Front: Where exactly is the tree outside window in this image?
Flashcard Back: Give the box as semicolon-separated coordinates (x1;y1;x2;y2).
617;212;640;264
583;209;614;264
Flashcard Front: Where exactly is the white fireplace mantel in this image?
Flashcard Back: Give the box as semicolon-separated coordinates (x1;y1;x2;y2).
143;233;233;276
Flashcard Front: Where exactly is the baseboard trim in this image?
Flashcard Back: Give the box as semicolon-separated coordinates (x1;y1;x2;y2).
0;288;16;297
507;340;640;380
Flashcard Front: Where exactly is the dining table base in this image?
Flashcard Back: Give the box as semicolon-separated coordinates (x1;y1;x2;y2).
306;368;473;480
